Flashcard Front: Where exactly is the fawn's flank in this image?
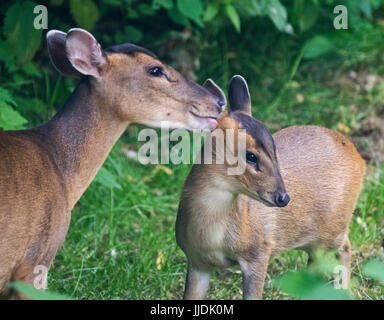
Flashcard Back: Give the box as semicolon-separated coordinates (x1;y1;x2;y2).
176;75;366;300
0;28;226;299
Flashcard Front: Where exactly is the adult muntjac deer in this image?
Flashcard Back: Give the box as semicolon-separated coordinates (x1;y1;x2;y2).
0;28;226;299
176;75;366;300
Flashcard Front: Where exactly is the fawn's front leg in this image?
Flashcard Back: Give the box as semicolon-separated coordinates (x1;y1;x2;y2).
239;247;271;300
183;263;211;300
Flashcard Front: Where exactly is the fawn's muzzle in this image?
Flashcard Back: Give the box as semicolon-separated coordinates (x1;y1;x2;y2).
217;99;226;112
274;192;290;207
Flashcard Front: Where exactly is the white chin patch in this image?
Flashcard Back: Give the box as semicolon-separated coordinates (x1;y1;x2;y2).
139;115;218;131
140;120;190;130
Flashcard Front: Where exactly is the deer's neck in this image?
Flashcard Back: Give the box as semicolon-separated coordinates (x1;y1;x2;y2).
38;79;129;209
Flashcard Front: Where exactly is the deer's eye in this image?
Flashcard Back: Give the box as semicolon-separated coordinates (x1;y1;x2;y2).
246;151;260;170
148;66;164;77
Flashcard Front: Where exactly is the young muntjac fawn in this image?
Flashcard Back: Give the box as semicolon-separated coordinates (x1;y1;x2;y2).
0;28;226;299
176;76;366;300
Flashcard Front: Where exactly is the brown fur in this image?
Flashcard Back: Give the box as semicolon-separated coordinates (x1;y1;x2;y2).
0;29;225;299
176;77;365;300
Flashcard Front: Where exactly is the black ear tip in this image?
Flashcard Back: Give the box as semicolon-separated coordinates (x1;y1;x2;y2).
229;75;248;89
46;30;65;40
228;75;250;98
228;75;251;113
203;78;214;86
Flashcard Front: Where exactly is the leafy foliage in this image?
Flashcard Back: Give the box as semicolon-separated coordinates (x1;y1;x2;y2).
363;260;384;284
3;1;42;66
0;88;27;130
277;252;384;300
8;281;72;300
69;0;100;30
177;0;204;27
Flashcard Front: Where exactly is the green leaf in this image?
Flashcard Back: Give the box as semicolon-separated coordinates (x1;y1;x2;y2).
102;0;121;6
266;0;293;34
277;270;324;297
138;4;157;16
14;97;49;116
203;3;219;22
363;260;384;283
114;26;143;44
277;270;351;300
7;282;72;300
302;285;351;300
239;0;265;16
124;26;143;43
0;101;28;130
22;63;42;78
69;0;99;30
94;167;122;190
126;9;140;19
357;0;372;18
3;1;43;65
225;4;241;32
177;0;204;27
0;40;16;71
153;0;173;10
292;0;319;33
303;35;334;59
0;88;17;106
167;7;191;27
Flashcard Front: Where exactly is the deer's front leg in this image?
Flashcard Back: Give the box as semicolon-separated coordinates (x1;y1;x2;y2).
183;263;211;300
239;247;271;300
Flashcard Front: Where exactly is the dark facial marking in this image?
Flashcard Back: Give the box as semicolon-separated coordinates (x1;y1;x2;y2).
231;111;277;162
105;43;157;58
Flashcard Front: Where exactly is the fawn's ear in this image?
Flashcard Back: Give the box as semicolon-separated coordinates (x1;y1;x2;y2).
228;75;252;116
47;30;81;78
203;79;227;110
65;28;108;79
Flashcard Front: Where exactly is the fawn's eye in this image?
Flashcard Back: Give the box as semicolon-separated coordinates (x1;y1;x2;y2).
246;151;257;163
246;151;260;170
148;66;164;77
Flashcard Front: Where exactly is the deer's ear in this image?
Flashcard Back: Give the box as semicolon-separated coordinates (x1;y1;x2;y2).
228;75;252;116
65;28;108;79
203;79;227;110
47;30;81;78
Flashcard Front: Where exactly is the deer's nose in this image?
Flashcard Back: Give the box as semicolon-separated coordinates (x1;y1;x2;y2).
217;99;225;112
274;192;290;207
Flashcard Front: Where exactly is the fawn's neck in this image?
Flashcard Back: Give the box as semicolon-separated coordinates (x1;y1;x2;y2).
38;79;129;209
187;164;238;220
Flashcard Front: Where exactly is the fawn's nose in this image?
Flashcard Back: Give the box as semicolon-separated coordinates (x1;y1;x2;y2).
274;192;290;207
216;99;226;112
